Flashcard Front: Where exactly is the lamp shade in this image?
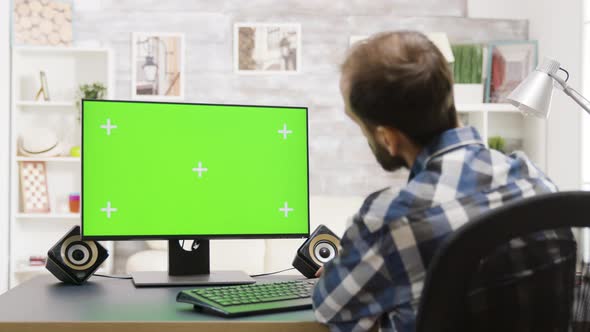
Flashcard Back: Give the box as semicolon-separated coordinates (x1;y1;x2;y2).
506;57;562;119
506;70;555;118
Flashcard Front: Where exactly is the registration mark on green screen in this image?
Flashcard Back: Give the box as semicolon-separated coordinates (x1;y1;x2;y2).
82;100;309;239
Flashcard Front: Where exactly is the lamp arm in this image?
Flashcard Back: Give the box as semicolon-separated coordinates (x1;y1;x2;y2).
563;88;590;116
551;73;590;116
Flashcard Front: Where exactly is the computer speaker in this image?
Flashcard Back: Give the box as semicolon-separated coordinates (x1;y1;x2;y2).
292;224;341;278
46;225;109;285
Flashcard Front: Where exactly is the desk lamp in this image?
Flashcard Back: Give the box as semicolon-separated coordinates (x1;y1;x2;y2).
507;57;590;262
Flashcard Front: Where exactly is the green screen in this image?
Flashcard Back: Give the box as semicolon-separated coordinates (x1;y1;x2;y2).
82;100;309;238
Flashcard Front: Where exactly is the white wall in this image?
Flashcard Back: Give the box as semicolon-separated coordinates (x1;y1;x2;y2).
0;0;11;294
468;0;531;20
469;0;584;191
583;0;590;188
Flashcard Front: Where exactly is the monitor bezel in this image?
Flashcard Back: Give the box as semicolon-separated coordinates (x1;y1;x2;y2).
81;99;310;241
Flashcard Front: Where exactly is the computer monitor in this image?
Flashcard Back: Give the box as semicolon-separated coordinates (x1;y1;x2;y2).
82;99;309;286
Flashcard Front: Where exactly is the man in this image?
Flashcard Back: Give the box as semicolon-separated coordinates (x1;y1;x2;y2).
312;31;572;332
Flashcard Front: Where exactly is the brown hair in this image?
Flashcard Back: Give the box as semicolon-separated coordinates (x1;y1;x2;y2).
342;31;457;145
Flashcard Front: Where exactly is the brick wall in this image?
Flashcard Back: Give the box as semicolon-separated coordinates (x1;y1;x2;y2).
72;0;528;272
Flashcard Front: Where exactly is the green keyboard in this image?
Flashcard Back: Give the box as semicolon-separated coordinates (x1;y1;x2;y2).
177;279;317;317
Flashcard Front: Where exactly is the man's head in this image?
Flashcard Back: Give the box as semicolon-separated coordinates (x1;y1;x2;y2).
341;31;458;171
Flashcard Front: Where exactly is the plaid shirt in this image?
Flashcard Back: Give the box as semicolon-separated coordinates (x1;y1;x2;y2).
312;126;571;332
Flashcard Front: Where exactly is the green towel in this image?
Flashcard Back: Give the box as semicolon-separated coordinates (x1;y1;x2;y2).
452;44;483;84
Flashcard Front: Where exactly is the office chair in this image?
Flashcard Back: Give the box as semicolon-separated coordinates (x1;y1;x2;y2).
415;191;588;332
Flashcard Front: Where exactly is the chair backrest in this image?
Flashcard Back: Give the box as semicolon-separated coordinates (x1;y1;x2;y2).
415;191;588;332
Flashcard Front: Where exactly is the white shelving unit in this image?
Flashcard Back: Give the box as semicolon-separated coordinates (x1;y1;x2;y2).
456;103;547;171
15;100;77;108
456;103;519;113
13;262;108;275
9;46;115;288
15;213;80;219
0;0;10;294
15;156;80;162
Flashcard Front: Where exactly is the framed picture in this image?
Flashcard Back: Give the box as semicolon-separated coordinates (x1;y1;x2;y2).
19;161;50;213
13;0;73;46
35;71;50;101
234;23;301;74
131;32;185;100
484;40;538;103
348;33;455;63
349;35;369;46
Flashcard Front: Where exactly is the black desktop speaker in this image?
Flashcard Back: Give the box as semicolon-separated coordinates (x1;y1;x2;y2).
292;224;341;278
46;225;109;285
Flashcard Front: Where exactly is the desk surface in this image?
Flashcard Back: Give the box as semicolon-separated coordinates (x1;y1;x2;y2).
0;274;327;332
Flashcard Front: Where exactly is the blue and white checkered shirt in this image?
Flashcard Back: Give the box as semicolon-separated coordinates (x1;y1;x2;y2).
312;126;570;332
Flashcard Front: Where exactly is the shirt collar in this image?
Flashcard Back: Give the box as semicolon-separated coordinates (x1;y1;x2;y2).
409;126;485;180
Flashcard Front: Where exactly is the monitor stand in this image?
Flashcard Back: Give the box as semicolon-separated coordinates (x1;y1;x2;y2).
130;239;255;287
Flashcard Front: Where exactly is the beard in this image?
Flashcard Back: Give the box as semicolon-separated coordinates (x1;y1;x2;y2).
368;139;408;172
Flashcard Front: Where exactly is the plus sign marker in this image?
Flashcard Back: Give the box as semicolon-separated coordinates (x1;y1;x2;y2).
82;100;309;238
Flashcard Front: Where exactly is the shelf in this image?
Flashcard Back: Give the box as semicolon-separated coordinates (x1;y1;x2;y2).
15;213;80;219
456;103;520;113
13;45;111;54
15;100;76;108
15;156;80;162
14;266;48;274
15;266;107;275
10;42;115;287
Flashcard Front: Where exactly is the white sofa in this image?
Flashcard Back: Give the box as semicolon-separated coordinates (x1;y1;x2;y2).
125;195;365;275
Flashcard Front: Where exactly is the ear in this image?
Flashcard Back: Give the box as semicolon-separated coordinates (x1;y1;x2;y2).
374;126;399;156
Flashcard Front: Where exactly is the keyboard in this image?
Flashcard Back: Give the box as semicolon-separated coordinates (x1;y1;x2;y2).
176;279;317;317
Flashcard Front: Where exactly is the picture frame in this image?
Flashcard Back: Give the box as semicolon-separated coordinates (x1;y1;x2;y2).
19;161;50;213
13;0;73;46
234;23;301;74
348;33;455;63
131;32;185;100
35;71;50;101
484;40;538;103
349;35;369;46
